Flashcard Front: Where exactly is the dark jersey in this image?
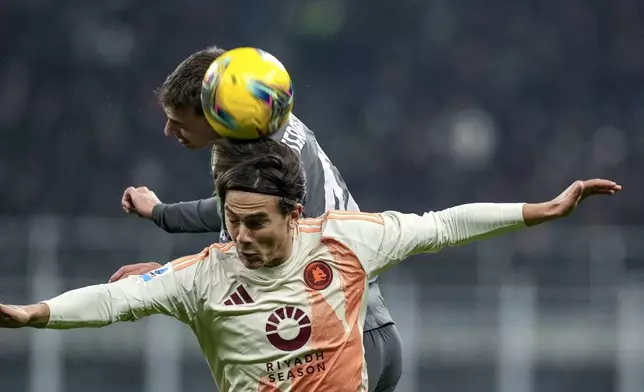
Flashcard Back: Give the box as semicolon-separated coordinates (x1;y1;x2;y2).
274;115;359;216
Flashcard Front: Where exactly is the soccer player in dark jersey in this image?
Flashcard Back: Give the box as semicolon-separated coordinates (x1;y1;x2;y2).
114;46;402;392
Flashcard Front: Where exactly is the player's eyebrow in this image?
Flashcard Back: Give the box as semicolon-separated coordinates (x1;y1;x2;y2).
224;206;268;220
167;116;183;125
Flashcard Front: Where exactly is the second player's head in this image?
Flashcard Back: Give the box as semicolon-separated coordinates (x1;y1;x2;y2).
213;139;305;270
156;46;226;149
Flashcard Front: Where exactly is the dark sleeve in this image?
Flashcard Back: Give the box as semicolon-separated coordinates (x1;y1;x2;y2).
151;198;222;233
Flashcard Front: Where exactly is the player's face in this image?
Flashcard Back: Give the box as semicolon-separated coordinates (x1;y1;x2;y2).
163;106;219;149
224;190;301;270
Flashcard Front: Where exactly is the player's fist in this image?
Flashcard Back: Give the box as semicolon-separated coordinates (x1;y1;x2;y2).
121;186;162;219
109;262;163;283
551;179;621;218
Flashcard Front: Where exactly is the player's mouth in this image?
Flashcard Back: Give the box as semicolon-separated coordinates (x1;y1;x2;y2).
239;252;264;269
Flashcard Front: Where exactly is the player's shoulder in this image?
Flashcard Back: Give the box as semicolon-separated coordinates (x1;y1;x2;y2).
300;210;385;236
273;114;318;154
207;241;240;268
209;241;236;254
171;242;235;270
298;211;387;261
286;114;314;136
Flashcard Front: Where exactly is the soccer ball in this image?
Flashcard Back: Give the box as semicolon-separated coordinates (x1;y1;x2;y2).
201;47;294;140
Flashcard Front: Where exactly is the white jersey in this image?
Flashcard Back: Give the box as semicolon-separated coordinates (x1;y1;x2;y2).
43;204;525;392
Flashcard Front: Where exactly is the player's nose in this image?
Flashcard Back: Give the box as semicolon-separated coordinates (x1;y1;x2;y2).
163;122;175;137
235;226;254;245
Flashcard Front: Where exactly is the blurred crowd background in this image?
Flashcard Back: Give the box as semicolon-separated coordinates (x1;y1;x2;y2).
1;0;643;391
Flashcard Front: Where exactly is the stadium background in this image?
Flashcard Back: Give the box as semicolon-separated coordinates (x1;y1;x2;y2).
1;0;643;391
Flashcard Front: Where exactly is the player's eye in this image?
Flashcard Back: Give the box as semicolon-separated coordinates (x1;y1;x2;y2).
245;220;266;230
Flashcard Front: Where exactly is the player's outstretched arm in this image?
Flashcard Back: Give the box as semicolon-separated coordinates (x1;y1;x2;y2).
427;178;621;247
339;179;621;278
0;252;208;330
1;283;140;329
422;178;621;247
433;178;618;245
121;186;222;233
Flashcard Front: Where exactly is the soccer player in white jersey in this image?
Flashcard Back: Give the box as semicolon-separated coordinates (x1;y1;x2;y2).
0;138;621;391
116;46;402;391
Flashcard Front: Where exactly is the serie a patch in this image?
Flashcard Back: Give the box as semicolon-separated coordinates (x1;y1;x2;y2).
139;265;169;282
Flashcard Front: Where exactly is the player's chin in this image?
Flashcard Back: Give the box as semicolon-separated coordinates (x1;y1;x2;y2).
239;255;265;270
187;140;212;150
180;141;198;150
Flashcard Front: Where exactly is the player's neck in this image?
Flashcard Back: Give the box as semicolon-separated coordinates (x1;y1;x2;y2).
263;232;295;268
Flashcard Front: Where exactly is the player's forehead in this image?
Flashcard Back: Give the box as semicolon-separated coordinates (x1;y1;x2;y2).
224;190;280;218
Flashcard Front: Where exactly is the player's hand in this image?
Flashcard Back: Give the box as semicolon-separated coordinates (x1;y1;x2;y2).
0;304;30;328
550;179;621;217
121;186;162;219
109;262;163;283
0;304;49;328
523;179;622;226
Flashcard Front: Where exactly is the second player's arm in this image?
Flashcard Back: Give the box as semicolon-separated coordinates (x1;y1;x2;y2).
152;198;222;233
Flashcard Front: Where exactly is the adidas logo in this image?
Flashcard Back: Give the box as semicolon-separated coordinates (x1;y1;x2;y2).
224;285;255;306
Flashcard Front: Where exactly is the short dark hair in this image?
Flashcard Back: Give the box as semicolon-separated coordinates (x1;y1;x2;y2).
213;139;306;216
156;45;227;115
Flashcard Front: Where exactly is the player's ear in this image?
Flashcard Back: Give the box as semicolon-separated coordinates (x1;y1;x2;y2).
289;204;303;224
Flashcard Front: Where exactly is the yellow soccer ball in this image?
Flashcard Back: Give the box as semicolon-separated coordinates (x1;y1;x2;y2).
201;47;294;139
